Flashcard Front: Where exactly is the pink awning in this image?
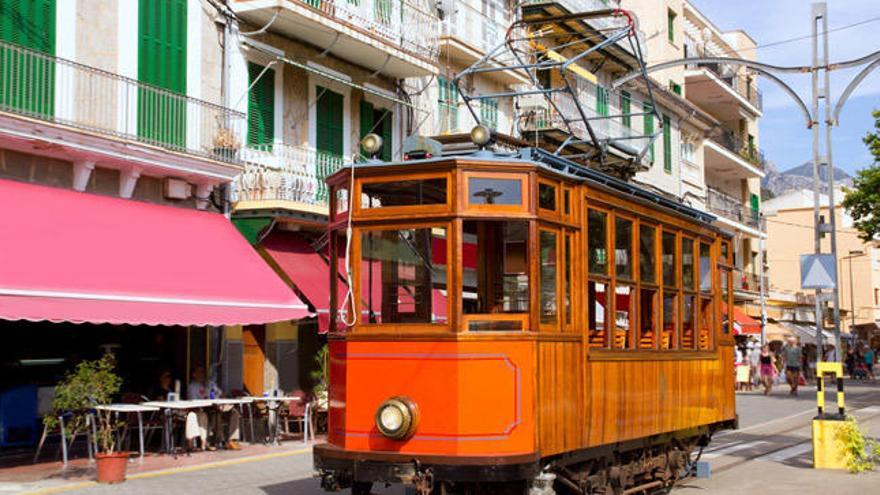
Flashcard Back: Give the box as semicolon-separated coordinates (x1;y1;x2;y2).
0;179;311;326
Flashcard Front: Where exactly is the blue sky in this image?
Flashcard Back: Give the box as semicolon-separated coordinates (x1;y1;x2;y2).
689;0;880;176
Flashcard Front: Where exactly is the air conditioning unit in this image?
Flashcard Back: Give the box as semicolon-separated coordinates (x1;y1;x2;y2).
163;178;192;200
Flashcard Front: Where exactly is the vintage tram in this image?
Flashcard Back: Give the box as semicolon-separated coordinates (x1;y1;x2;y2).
315;138;737;494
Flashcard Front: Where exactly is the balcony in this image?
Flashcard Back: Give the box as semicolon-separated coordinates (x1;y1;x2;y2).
706;187;762;231
518;76;649;160
0;41;246;182
231;0;439;78
521;0;648;67
232;143;350;215
734;268;766;296
704;129;765;179
684;54;762;119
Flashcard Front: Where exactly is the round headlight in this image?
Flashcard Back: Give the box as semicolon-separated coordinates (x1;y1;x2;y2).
470;125;492;148
361;133;384;157
375;396;418;440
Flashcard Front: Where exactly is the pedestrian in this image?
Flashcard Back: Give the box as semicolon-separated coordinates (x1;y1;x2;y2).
782;337;802;396
845;346;857;377
748;343;761;388
735;347;750;391
864;346;875;381
759;344;775;395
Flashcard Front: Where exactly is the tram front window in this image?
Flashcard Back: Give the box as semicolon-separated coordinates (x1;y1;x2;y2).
360;227;448;324
463;220;529;331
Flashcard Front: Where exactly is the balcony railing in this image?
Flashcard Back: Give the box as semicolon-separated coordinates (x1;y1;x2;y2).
685;45;763;111
734;269;766;294
0;40;246;164
706;187;762;230
233;143;350;207
296;0;440;61
442;0;510;54
712;129;765;169
522;0;647;58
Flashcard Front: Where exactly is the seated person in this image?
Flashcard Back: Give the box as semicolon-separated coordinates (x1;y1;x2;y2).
188;366;242;450
153;368;210;452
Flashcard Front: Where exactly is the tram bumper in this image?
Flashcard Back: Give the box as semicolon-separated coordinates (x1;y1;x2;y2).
314;443;540;488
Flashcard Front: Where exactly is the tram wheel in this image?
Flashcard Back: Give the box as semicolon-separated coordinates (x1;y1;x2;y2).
351;481;373;495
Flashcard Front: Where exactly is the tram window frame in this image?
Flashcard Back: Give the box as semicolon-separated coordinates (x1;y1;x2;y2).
699;241;712;294
613;284;635;349
681;293;697;350
698;296;713;350
355;172;451;217
463;172;529;213
588;208;610;276
538;180;558;213
539;228;560;329
355;223;452;331
637;221;660;350
563;230;575;331
587;206;611;348
661;292;678;350
330;183;349;223
718;238;735;339
461;219;531;332
588;279;610;348
614;216;635;283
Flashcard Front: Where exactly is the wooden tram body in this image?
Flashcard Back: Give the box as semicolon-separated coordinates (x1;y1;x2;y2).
315;148;737;494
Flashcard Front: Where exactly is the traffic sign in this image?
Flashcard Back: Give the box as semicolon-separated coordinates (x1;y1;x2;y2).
800;254;837;289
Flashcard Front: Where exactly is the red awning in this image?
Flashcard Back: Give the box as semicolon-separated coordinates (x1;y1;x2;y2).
260;232;333;333
724;305;762;335
0;179;311;326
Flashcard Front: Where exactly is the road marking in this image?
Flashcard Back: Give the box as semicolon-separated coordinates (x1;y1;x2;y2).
24;447;312;495
755;441;812;462
715;408;816;437
702;440;769;459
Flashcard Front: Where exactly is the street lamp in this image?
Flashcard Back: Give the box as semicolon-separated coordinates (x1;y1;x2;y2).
841;249;866;330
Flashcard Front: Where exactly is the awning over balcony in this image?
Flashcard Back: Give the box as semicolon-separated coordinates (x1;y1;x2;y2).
0;179;311;326
259;231;334;333
724;305;761;335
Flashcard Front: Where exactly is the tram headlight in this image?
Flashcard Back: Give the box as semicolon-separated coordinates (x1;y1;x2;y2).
470;125;493;149
361;133;384;159
375;396;418;440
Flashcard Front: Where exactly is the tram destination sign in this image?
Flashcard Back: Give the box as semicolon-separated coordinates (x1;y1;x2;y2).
800;254;837;289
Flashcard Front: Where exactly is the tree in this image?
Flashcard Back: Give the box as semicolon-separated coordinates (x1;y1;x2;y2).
842;109;880;242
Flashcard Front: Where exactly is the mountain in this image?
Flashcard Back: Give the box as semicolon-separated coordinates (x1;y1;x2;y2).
762;160;853;197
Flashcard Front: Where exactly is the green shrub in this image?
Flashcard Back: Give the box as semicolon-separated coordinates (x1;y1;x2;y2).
835;416;880;473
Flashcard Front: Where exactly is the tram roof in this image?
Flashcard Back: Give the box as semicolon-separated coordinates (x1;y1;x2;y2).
347;147;718;227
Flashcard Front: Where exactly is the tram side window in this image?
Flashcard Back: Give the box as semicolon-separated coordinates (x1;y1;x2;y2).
639;225;657;283
615;217;633;281
682;238;695;290
614;285;633;348
699;242;712;293
588;281;608;347
588;210;608;275
662;293;677;349
564;232;573;327
698;297;713;350
360;227;448;325
638;288;658;349
662;231;676;288
539;231;558;325
463;221;529;330
361;179;447;208
681;294;696;350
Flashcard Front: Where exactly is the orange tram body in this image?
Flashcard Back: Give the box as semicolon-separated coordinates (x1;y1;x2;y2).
315;147;737;494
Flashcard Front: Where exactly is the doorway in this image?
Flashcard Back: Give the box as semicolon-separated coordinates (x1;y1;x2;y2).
242;325;266;396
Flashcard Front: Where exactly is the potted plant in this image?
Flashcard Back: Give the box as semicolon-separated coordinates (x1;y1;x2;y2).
44;355;126;483
213;127;241;160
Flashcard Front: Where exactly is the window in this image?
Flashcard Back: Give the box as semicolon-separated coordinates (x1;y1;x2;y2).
667;9;677;43
596;86;609;117
681;140;696;163
563;190;571;215
662;114;672;173
669;81;682;96
615;217;633;281
614;285;634;349
682;237;695;290
139;0;187;146
247;62;275;149
662;231;677;288
699;242;712;293
463;221;529;330
620;91;631;129
564;232;573;327
588;210;608;275
334;185;349;217
361;178;447;208
639;288;657;349
662;293;677;349
540;231;559;325
468;177;523;206
698;297;713;350
360;227;448;324
481;98;499;130
639;225;656;283
438;76;459;133
588;281;608;347
643;103;654;162
539;182;556;211
360;101;393;161
0;0;55;116
681;295;696;350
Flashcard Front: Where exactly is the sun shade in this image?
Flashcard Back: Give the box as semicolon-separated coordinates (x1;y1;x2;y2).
0;179;311;326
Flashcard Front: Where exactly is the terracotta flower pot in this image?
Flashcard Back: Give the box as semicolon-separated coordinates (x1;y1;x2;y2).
95;451;129;484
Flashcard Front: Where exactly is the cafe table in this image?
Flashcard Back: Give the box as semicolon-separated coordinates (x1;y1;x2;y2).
93;403;160;460
140;400;213;454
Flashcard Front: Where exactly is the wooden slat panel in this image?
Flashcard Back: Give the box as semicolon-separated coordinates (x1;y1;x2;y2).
537;341;582;456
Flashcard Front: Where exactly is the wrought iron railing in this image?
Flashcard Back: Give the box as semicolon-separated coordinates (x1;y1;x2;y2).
296;0;440;61
711;129;765;169
734;268;766;294
0;40;246;164
706;187;762;229
233;143;350;207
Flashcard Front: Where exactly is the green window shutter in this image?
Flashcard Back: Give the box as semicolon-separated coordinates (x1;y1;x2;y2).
315;86;344;157
670;81;681;96
643;103;654;163
247;62;275;150
596;86;608;116
750;193;760;222
662;115;672;173
138;0;187;147
667;10;676;43
0;0;56;116
359;100;374;140
375;108;393;162
620;91;631;129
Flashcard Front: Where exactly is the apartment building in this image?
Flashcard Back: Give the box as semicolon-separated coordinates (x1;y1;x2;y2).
0;0;314;435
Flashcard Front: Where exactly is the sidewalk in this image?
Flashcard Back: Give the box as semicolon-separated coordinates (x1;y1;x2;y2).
0;440;315;494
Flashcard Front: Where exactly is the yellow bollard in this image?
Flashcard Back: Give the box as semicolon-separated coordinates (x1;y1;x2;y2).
812;362;847;469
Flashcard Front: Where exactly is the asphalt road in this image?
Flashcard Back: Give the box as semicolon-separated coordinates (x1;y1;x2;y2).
31;381;880;495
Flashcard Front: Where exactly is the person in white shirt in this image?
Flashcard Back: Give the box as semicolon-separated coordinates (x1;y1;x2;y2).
188;366;242;450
